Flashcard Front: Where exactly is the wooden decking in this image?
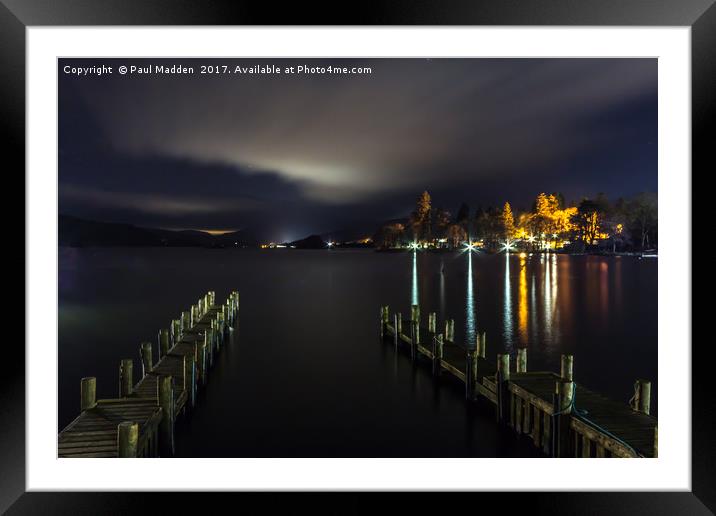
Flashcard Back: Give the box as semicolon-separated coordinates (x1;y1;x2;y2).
58;398;163;458
381;307;657;458
58;290;239;458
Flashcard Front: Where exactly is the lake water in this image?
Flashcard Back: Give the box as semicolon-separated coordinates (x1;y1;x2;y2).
58;247;657;457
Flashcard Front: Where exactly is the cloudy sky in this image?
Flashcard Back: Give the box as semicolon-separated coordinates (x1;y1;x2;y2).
59;58;657;241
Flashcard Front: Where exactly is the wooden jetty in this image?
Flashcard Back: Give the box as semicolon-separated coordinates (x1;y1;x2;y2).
380;305;658;458
58;290;239;458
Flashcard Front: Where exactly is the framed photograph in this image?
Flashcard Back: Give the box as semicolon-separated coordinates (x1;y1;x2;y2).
3;0;709;513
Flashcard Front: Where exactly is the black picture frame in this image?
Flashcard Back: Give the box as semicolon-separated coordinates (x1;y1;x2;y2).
2;1;709;513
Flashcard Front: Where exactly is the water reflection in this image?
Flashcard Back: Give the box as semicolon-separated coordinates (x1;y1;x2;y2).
465;251;476;348
411;250;419;306
503;252;513;352
518;253;528;344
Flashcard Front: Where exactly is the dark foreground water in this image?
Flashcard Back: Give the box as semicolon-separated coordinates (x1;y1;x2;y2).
58;248;657;456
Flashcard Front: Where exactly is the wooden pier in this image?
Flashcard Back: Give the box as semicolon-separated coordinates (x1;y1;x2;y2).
58;290;239;458
380;305;658;458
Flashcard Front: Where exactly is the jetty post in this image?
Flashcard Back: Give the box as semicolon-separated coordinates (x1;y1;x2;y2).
117;421;139;458
632;379;652;415
444;319;455;343
496;353;510;425
432;334;443;376
428;312;436;335
119;359;133;397
560;354;574;382
553;379;575;457
477;332;486;358
181;311;191;331
379;306;389;339
158;329;170;359
80;377;97;411
517;348;528;373
171;319;181;346
158;375;174;456
140;342;153;378
410;304;420;360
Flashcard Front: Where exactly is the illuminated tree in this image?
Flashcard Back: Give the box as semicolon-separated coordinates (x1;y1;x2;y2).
501;202;516;240
410;190;432;242
571;196;608;246
446;223;468;249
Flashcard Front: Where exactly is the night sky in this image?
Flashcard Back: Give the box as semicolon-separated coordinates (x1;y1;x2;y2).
59;58;657;242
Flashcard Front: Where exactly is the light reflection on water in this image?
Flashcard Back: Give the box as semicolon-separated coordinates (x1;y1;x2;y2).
503;252;514;353
411;250;419;307
465;251;475;349
58;248;657;440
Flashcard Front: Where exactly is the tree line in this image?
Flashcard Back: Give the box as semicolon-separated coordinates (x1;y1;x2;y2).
374;190;657;252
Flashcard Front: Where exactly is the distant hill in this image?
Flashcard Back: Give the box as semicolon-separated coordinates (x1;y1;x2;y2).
58;215;258;247
287;234;327;249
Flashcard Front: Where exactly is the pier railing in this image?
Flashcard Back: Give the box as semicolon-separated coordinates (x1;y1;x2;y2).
58;290;239;458
379;304;657;458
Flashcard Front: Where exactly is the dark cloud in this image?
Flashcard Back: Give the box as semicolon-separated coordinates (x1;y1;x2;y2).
59;58;657;240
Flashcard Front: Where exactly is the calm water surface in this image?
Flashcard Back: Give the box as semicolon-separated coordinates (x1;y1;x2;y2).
58;248;657;456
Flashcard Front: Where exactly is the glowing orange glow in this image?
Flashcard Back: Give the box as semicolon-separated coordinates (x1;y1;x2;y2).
201;229;237;235
518;255;528;343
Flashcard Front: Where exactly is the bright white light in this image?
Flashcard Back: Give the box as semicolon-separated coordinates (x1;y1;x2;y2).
464;242;475;252
327;241;334;248
527;235;536;243
410;242;419;250
500;240;516;252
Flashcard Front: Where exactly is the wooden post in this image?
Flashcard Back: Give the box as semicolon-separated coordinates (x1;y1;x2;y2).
496;354;511;424
554;380;574;457
476;332;486;359
428;312;436;334
158;375;174;456
654;426;658;458
633;379;652;415
444;319;455;342
560;354;574;382
117;421;139;458
517;348;527;373
140;342;153;377
396;312;402;337
181;311;191;330
158;329;170;359
380;306;389;340
432;334;443;376
172;319;181;345
465;349;478;400
80;377;96;411
119;359;133;397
